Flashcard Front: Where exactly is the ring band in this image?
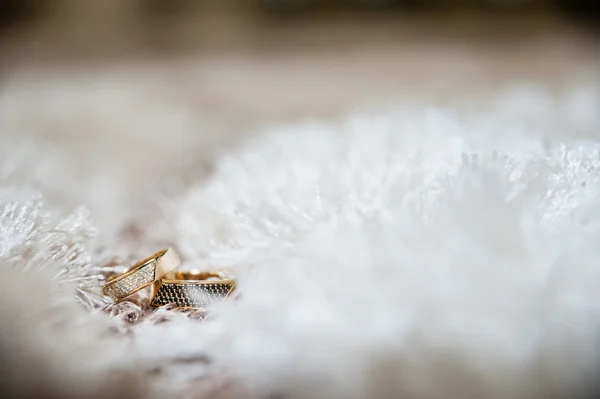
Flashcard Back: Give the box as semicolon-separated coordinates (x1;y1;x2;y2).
151;270;236;309
102;248;180;301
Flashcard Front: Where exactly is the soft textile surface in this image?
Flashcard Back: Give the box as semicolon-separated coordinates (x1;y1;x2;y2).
1;62;600;398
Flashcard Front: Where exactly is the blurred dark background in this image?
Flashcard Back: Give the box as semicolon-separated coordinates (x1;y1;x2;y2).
0;0;598;65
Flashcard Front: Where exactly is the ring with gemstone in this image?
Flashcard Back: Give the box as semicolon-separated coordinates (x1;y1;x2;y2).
151;270;236;309
102;248;181;302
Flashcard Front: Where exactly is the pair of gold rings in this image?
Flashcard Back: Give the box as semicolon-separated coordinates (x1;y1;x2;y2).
101;248;236;309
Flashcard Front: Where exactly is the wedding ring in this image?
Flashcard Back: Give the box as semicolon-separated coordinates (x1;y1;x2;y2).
102;248;180;302
151;270;236;309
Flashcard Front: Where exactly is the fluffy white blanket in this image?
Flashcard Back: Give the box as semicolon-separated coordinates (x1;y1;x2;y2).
1;66;599;399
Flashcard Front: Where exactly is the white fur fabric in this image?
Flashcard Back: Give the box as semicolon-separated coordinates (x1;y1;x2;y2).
1;66;600;399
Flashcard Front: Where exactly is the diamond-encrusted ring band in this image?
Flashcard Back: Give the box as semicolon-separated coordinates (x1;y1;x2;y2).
102;248;181;302
151;270;236;309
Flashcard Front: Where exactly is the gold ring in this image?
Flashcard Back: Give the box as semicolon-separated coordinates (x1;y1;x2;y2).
151;270;236;309
102;248;180;302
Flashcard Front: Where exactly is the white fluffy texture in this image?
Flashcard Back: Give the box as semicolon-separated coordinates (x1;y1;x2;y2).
1;63;600;398
167;85;600;398
0;68;230;238
0;188;147;398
